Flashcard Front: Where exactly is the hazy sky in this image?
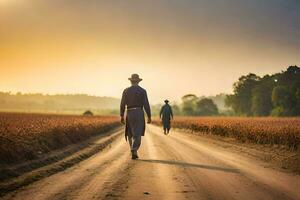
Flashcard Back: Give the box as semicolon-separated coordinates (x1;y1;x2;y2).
1;0;299;103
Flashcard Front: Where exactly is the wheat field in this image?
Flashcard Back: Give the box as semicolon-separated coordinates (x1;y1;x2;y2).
0;113;121;164
154;117;300;150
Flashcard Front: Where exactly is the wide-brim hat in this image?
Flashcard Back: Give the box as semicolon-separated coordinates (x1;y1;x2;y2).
164;99;169;103
128;73;143;82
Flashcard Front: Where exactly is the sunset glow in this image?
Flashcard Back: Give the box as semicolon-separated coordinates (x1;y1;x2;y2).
1;0;299;103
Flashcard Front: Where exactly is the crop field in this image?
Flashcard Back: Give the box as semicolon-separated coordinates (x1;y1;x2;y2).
153;117;300;150
0;113;121;165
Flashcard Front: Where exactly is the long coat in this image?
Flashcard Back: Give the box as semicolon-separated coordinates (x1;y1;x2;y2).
120;85;151;140
125;109;145;140
160;104;173;129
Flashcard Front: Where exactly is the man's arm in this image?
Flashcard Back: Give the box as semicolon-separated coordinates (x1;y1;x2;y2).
159;106;163;119
143;90;151;123
120;89;126;123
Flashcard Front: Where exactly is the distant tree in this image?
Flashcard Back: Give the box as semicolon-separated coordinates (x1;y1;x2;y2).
172;103;181;116
251;75;275;116
226;73;260;116
196;98;219;116
271;66;300;116
296;88;300;104
181;94;198;115
277;66;300;87
295;88;300;115
271;86;297;116
225;94;235;110
83;110;93;116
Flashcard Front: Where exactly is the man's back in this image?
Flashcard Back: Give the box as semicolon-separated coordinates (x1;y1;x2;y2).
120;85;151;118
160;104;173;120
123;86;146;108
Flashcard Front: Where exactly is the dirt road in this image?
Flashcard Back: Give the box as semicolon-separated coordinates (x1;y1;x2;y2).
2;125;300;200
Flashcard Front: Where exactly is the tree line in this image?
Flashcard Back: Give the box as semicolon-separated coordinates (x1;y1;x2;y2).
152;66;299;117
151;94;223;116
225;66;300;116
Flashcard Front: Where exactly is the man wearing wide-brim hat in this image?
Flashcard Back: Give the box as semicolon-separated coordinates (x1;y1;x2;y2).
160;99;173;134
120;74;151;159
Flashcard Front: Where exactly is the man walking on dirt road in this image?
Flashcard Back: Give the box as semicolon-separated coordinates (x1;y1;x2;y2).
160;99;173;134
120;74;151;159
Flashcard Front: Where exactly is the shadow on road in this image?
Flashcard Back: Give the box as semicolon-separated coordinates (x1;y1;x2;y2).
138;159;240;173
